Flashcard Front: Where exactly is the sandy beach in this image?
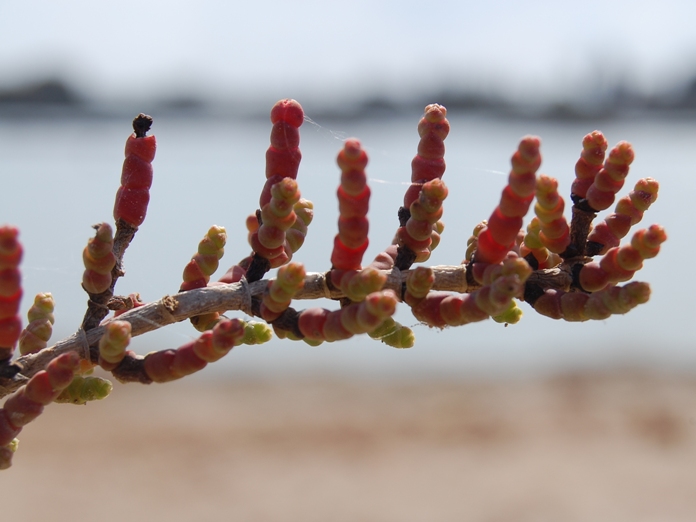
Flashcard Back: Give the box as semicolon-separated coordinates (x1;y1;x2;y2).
3;371;696;521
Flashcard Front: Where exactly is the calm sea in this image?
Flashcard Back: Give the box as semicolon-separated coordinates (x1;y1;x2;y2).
0;112;692;377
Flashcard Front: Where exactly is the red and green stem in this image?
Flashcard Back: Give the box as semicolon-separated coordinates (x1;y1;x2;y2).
331;138;370;272
473;136;541;266
396;104;450;270
0;226;22;363
0;352;80;469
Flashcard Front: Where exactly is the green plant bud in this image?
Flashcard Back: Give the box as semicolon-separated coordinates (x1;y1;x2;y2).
271;177;301;204
27;292;54;324
7;438;18;452
368;318;415;348
99;320;131;365
241;321;273;345
202;225;227;252
294;199;314;225
492;300;523;324
0;441;17;470
54;376;113;405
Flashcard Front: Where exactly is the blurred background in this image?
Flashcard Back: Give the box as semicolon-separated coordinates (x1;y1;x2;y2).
1;1;695;520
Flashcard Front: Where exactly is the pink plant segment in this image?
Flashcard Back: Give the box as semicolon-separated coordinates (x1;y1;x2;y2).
474;136;541;265
533;174;570;254
0;226;22;361
249;177;301;268
394;104;449;269
331;138;370;271
534;282;650;321
405;266;527;328
180;226;227;292
396;178;449;263
587;177;659;255
297;290;398;343
405;258;531;327
584;141;635;212
520;218;561;270
98;320;132;370
260;262;306;322
402;104;450;208
286;199;314;254
113;114;156;227
259;99;304;207
180;226;227;331
18;293;55;356
82;223;116;294
0;352;80;468
143;319;245;383
572;131;608;199
331;267;387;304
579;225;667;292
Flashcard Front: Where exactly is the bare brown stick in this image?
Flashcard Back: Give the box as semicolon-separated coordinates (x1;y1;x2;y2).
0;263;574;399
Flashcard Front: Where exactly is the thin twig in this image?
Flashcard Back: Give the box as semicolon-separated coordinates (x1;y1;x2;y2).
0;263;574;399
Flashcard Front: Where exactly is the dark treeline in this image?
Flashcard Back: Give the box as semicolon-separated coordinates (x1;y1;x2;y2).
3;75;696;120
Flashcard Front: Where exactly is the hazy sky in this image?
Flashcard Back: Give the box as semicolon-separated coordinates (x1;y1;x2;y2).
2;0;696;103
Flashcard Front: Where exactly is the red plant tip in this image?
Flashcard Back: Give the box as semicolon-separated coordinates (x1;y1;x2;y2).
572;130;608;198
632;178;659;206
270;99;304;127
423;103;447;123
271;177;300;202
509;136;542;198
342;138;364;161
608;141;634;167
631;224;667;259
421;178;448;203
585;141;635;211
417;104;450;143
337;139;368;175
582;131;608;164
517;136;541;163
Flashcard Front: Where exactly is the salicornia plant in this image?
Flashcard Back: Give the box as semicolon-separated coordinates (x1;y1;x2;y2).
0;99;666;469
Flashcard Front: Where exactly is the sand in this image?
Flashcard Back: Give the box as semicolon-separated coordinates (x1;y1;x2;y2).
2;371;696;521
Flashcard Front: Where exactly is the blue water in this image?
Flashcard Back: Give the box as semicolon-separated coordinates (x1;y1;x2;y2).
0;111;691;377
